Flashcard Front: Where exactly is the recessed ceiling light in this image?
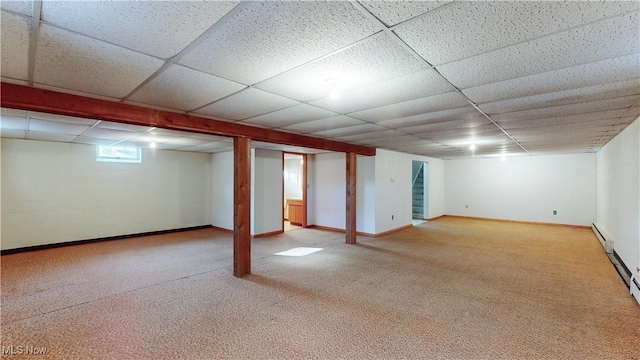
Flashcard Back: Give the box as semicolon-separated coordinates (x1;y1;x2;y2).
326;78;340;100
469;144;476;151
150;142;156;148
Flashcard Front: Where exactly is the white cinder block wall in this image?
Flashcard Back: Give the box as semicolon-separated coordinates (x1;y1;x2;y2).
596;117;640;279
1;139;212;250
444;153;597;226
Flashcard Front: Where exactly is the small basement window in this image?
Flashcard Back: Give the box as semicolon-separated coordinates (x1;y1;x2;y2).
96;145;141;163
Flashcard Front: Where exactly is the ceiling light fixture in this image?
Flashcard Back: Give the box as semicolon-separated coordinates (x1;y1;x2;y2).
326;78;340;100
469;144;476;151
150;142;157;148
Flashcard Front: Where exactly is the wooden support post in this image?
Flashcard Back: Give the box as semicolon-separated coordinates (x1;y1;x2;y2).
346;152;357;244
234;137;251;277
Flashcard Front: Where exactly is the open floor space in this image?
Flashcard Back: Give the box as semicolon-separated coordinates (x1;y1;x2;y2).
2;217;638;359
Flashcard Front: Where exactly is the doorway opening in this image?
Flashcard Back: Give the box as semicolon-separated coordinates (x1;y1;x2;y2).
283;153;307;231
412;161;429;224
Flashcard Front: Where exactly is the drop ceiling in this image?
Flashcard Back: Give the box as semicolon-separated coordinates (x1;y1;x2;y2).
1;1;638;159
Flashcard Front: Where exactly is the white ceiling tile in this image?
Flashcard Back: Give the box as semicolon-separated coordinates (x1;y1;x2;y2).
310;69;456;114
26;131;77;142
179;1;379;85
413;125;504;141
463;54;640;104
349;91;469;122
72;136;117;146
0;116;28;130
28;119;90;135
82;127;139;141
478;79;640;115
1;129;26;139
437;12;640;88
357;135;420;146
492;96;637;122
128;65;245;111
1;12;30;81
194;88;299;121
337;129;407;142
41;1;241;58
255;33;429;102
241;104;338;129
98;122;153;132
311;123;384;138
375;107;478;128
499;109;629;129
395;2;638;65
1;1;31;15
279;116;366;134
35;24;165;98
360;1;452;26
1;107;27;118
399;117;492;135
28;111;99;126
33;83;123;103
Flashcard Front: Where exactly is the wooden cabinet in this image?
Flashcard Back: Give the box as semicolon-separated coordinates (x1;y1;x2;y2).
287;199;303;226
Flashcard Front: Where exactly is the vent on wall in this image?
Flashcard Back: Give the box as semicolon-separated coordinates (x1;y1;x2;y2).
592;223;613;254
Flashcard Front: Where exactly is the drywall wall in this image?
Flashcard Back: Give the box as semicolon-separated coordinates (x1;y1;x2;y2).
373;149;445;234
308;152;346;230
308;149;445;235
211;151;233;230
1;139;212;250
252;148;283;235
596;117;639;277
445;153;596;226
357;155;376;234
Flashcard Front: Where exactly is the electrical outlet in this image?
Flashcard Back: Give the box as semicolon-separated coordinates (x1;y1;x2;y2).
553;210;557;215
465;205;468;209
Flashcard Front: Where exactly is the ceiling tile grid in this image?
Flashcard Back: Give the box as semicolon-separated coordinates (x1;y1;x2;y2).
127;65;246;111
34;24;165;98
40;1;241;59
255;33;430;102
1;1;639;160
394;1;638;66
194;87;300;121
437;12;640;89
179;1;380;85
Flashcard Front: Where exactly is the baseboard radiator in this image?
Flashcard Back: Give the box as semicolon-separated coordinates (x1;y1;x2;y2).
592;224;640;305
592;223;613;254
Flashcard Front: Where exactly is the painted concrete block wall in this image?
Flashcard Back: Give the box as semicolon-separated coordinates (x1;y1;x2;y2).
252;148;283;235
596;117;639;275
210;151;233;230
1;139;212;250
445;153;596;226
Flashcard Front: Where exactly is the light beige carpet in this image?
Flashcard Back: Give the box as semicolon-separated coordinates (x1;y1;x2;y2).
2;217;639;359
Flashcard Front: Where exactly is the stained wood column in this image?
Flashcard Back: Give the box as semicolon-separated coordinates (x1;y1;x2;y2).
234;137;251;277
346;152;357;244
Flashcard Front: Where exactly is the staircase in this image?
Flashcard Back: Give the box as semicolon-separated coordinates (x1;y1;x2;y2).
412;165;424;220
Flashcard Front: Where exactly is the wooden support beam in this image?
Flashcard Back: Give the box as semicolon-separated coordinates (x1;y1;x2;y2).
345;152;357;244
234;137;251;277
1;83;376;156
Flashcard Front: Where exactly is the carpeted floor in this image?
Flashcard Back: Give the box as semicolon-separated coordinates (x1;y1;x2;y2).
1;217;639;359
